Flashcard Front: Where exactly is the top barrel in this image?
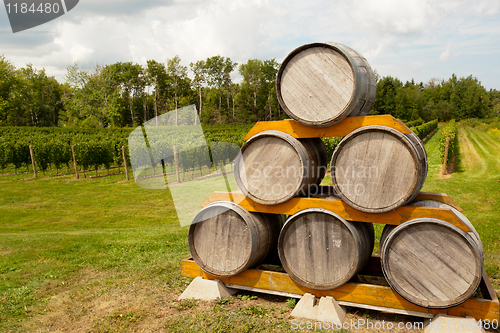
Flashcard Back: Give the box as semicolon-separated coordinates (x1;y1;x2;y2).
276;42;376;127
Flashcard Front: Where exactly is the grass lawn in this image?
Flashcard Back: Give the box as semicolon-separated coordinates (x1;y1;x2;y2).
0;122;499;332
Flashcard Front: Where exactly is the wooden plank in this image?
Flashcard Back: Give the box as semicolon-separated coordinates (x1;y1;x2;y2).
181;258;499;322
223;284;436;318
413;192;464;212
203;191;472;232
480;268;499;302
243;116;411;140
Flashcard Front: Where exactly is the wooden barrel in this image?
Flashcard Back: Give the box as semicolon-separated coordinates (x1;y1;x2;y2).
276;42;376;127
412;200;483;261
380;201;483;259
234;130;327;205
278;208;374;290
188;201;283;277
380;218;483;308
330;125;427;213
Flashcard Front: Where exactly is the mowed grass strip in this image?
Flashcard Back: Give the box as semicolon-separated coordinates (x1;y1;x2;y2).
0;173;190;331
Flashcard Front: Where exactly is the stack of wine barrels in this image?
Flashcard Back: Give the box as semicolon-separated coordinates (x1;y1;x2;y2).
188;42;483;310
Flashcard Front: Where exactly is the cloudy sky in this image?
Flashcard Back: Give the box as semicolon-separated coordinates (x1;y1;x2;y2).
1;0;499;89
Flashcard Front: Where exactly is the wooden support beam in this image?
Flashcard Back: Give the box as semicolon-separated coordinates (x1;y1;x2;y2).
202;191;471;232
181;258;499;322
243;115;411;140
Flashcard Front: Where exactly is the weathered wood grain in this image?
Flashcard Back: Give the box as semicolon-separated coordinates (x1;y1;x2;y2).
381;218;483;308
410;200;483;260
278;208;374;290
276;42;376;127
188;201;282;277
234;130;327;205
330;125;427;213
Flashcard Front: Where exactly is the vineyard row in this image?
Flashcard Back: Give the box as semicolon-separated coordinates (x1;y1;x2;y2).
0;119;438;177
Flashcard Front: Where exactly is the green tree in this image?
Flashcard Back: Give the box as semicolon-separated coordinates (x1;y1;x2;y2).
239;59;263;119
372;76;400;116
190;60;206;122
167;55;188;125
205;55;227;122
12;64;62;127
0;55;17;126
62;63;121;128
147;60;168;124
108;62;144;126
223;58;237;122
261;59;280;120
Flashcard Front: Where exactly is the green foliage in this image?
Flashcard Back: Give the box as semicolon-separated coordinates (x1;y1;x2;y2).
2;51;499;127
321;136;343;162
410;119;438;140
239;305;268;318
237;294;258;301
372;75;493;122
285;298;296;308
405;118;424;127
214;297;234;305
171;298;198;311
439;119;457;165
0;138;9;171
33;142;51;172
0;124;252;177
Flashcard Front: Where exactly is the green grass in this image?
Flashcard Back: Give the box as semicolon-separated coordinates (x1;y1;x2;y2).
0;172;190;332
0;122;499;332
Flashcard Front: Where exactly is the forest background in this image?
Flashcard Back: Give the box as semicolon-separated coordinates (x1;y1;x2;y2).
1;53;499;129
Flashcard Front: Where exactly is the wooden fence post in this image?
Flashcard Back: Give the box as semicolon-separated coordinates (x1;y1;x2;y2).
29;145;37;178
122;146;129;181
174;145;181;183
442;137;450;175
71;145;79;179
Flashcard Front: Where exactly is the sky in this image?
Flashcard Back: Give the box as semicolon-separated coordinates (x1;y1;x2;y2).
1;0;499;90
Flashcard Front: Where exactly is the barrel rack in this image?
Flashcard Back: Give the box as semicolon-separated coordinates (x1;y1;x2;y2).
180;115;499;322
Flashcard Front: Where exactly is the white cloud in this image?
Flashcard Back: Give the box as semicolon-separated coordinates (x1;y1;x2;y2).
440;42;453;61
0;0;499;88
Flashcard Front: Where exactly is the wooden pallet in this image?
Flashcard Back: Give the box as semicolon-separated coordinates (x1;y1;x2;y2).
181;257;499;322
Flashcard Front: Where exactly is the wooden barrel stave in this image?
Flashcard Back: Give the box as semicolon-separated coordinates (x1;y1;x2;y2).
278;208;374;290
409;200;483;261
189;201;283;277
235;131;327;205
276;42;376;127
330;125;427;213
380;218;483;308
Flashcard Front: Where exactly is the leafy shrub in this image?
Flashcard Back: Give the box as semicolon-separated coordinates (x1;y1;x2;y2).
321;137;342;162
439;119;457;165
405;118;424;127
410;119;438;140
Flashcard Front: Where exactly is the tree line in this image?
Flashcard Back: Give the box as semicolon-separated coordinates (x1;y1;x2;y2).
1;54;499;128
